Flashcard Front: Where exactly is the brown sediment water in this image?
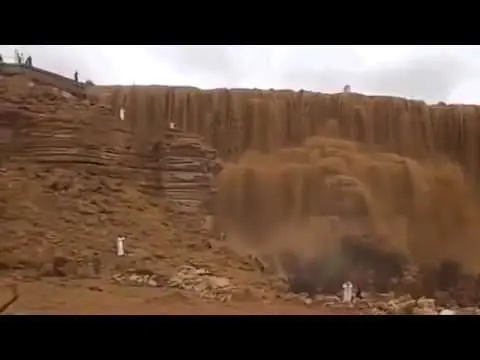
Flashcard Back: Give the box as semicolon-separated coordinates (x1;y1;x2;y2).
215;136;480;273
96;86;480;283
103;88;480;183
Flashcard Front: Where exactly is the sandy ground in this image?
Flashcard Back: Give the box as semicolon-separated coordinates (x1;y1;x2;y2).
0;279;361;315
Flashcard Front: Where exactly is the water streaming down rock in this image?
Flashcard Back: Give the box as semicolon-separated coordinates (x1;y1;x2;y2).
101;87;480;181
217;137;480;272
94;86;480;282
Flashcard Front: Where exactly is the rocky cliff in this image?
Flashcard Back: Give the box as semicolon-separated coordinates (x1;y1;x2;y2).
3;70;480;302
160;128;222;214
0;74;240;281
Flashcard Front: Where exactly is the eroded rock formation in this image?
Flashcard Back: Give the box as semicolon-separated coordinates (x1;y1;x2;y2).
0;73;233;280
160;128;222;214
4;68;480;305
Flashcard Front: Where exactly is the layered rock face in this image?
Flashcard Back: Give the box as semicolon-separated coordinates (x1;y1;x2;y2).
0;72;220;204
0;72;141;183
0;73;225;276
160;128;222;214
0;63;86;98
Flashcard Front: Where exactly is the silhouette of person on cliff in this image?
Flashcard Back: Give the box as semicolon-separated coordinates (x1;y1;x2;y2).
74;70;79;83
25;56;32;67
0;54;3;63
14;49;21;64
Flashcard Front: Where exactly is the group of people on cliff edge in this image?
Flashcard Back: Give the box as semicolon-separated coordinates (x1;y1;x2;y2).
14;49;33;68
10;49;80;85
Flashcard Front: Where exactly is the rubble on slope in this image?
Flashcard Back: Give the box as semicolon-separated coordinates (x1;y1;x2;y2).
168;265;236;302
112;264;237;303
279;289;480;315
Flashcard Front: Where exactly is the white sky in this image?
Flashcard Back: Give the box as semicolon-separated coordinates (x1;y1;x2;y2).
1;45;480;104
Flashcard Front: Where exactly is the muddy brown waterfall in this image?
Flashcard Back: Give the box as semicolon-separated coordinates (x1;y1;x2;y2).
99;86;480;280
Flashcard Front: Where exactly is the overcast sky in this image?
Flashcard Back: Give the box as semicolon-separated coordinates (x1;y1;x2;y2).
1;45;480;104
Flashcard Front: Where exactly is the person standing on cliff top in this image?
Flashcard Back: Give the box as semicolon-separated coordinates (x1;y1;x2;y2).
14;49;21;64
0;54;3;63
25;56;32;67
74;70;79;83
